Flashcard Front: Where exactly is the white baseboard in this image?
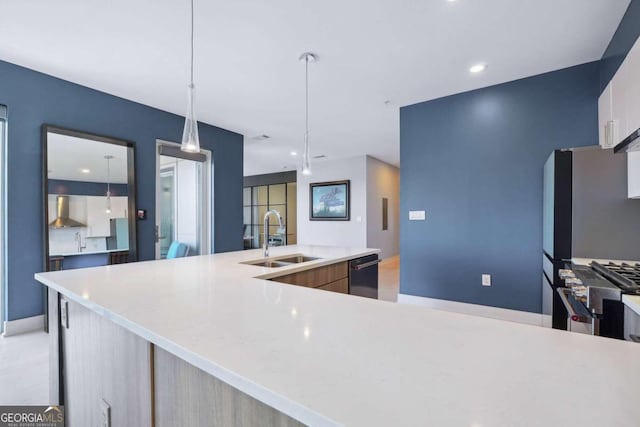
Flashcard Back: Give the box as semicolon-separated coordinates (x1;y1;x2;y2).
2;315;45;337
397;294;545;327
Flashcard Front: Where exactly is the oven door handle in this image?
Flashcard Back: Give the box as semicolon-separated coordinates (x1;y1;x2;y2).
556;288;591;323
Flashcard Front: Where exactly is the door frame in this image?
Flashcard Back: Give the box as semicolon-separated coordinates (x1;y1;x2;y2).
0;106;6;333
155;140;212;259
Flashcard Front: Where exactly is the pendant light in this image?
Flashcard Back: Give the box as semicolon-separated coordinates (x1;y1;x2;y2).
104;155;114;214
181;0;200;153
299;52;317;175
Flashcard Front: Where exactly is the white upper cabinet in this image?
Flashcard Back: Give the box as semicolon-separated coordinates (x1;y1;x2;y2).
86;196;129;237
599;36;640;198
624;38;640;138
109;196;128;219
598;82;614;148
629;152;640;199
611;55;631;141
600;36;640;147
86;196;112;237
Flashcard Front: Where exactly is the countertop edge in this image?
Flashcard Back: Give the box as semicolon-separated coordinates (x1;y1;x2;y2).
50;248;129;257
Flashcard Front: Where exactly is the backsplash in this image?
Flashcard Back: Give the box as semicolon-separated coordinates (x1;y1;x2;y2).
49;227;106;256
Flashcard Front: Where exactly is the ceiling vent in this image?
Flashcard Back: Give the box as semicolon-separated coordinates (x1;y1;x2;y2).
250;134;271;142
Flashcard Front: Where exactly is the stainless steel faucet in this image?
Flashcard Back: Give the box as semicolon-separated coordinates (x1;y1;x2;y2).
263;209;284;257
74;232;86;253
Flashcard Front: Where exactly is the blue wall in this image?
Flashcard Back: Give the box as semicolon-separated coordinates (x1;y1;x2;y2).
49;179;128;197
600;0;640;92
399;62;600;313
0;60;244;321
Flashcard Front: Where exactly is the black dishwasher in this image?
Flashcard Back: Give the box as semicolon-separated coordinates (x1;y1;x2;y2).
349;254;380;299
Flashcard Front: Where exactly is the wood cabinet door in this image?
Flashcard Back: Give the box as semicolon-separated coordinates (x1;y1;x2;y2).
271;262;348;288
61;298;152;426
316;278;349;294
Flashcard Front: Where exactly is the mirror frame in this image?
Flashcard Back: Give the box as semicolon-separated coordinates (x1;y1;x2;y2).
42;125;138;272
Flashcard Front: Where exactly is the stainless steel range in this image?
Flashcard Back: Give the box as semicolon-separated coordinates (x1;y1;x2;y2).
559;261;640;338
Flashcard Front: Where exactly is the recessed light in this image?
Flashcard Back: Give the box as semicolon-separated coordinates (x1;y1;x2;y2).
80;168;91;174
447;0;457;2
290;151;298;156
469;63;487;73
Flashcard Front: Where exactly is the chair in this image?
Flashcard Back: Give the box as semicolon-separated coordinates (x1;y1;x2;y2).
109;251;129;265
49;256;64;271
243;224;254;249
166;241;190;259
268;227;286;247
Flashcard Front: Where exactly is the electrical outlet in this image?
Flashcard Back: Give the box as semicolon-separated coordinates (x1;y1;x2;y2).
482;274;491;287
100;399;111;427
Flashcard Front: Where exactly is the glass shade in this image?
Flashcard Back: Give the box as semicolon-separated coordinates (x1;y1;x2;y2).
181;84;200;153
301;134;311;175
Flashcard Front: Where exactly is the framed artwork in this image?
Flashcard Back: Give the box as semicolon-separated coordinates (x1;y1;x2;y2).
309;180;350;221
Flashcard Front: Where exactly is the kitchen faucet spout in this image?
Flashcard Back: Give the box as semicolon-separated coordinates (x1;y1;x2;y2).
263;210;284;257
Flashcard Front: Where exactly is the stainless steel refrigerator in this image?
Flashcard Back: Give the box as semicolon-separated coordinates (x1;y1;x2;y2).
542;147;640;329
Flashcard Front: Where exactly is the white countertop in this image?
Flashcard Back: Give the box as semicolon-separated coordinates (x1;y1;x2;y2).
36;245;640;426
623;295;640;316
50;248;128;257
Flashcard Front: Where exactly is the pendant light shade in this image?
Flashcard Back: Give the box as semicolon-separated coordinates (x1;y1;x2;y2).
181;0;200;153
301;131;311;175
181;83;200;153
299;52;316;175
104;155;113;214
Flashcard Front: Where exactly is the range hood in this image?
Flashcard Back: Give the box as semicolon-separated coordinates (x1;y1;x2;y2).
49;195;86;228
614;128;640;153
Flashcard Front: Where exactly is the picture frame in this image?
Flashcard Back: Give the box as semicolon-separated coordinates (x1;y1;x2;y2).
309;180;350;221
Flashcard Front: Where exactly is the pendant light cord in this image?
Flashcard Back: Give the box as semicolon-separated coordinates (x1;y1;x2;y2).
305;55;309;143
190;0;194;87
106;157;111;196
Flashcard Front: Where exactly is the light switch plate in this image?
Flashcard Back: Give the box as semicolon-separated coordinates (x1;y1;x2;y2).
482;274;492;287
100;399;111;427
409;210;426;221
60;300;69;329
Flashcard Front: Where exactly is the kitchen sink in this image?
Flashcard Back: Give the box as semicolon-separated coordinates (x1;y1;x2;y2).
276;255;321;264
241;254;322;268
247;260;292;268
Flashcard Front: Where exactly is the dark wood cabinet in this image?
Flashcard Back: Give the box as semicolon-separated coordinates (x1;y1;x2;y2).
270;262;349;294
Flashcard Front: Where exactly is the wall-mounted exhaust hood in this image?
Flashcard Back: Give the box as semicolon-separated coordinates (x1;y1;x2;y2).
614;128;640;153
49;195;86;228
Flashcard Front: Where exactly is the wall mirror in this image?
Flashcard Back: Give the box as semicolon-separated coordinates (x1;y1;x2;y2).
43;125;137;272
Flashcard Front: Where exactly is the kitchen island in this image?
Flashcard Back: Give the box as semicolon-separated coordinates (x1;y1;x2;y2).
36;245;640;426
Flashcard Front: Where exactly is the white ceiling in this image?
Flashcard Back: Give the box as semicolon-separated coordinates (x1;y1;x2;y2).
48;133;128;183
0;0;630;176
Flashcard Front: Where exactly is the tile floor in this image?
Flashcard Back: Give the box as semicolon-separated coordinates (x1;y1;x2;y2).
0;330;49;404
0;257;401;405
